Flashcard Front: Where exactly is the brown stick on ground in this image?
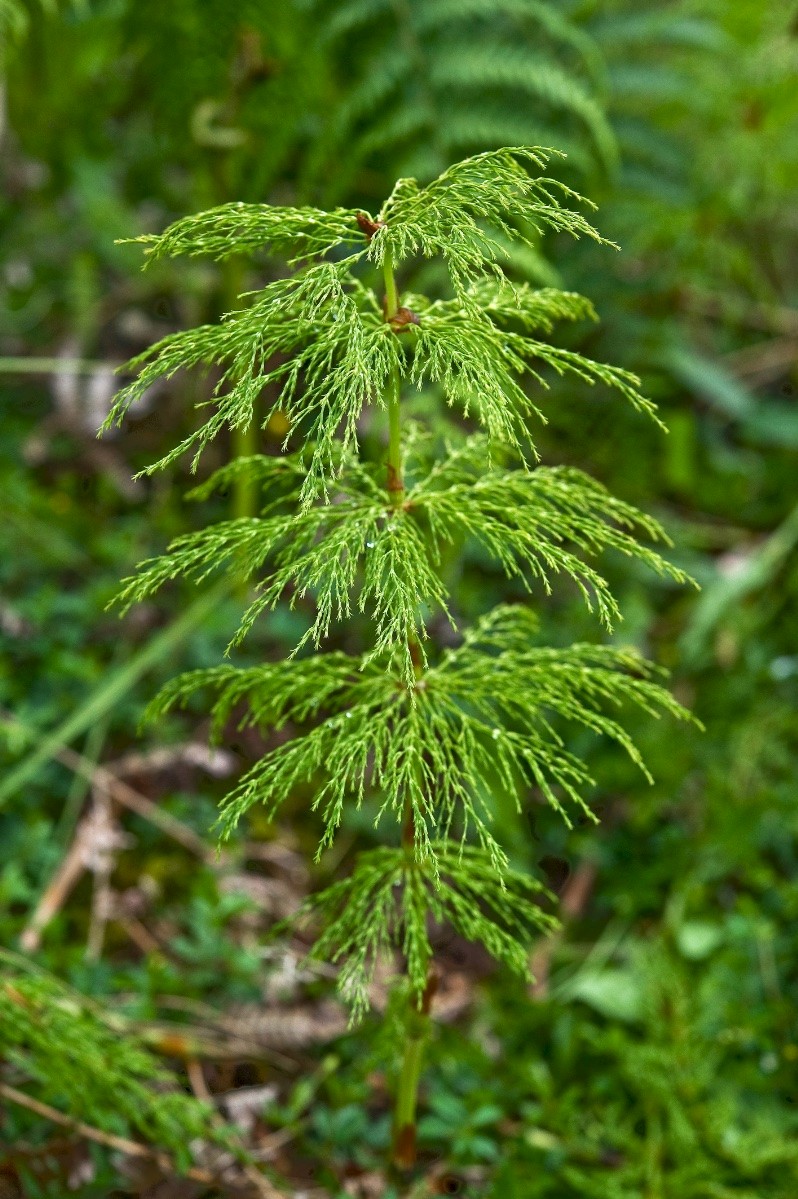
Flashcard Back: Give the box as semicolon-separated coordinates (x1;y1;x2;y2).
18;739;212;952
58;744;211;858
19;791;130;954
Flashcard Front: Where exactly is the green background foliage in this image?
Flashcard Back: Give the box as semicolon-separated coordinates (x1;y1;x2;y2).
1;0;797;1195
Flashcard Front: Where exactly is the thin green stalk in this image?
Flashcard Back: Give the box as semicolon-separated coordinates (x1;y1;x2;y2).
392;962;438;1171
382;247;400;319
383;249;404;505
386;367;403;504
382;246;430;1172
0;357;116;375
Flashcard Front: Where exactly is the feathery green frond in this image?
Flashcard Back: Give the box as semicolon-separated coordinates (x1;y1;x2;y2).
113;455;447;685
425;48;616;172
408;284;661;439
146;650;388;742
130;201;364;265
105;259;403;498
373;148;611;292
410;436;690;625
0;959;232;1165
428;604;698;793
295;844;556;1020
412;0;604;79
107;146;660;498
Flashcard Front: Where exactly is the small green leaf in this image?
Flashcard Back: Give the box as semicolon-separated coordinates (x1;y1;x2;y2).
676;920;725;960
568;968;643;1022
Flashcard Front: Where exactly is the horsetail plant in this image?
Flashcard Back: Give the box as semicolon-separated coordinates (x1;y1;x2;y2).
104;148;694;1173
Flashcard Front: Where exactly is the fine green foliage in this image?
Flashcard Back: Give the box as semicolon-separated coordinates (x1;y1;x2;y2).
371;149;613;288
130;202;366;265
5;2;797;1189
150;603;692;878
115;433;688;686
110;149;692;1028
105;149;657;507
293;844;558;1020
0;956;232;1168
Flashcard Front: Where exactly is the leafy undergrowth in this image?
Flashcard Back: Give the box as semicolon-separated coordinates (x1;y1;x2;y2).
2;1;798;1196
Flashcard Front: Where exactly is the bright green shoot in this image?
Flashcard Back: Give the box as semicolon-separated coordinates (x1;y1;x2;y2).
105;146;694;1171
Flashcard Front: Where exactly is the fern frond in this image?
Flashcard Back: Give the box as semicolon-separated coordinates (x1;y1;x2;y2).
321;0;601;78
305;0;615;192
441;114;593;180
295;844;556;1020
413;0;605;82
426;47;616;172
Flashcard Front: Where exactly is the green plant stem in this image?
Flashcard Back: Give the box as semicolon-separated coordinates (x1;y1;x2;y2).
393;1011;427;1166
382;246;429;1171
383;247;400;318
383;249;404;505
392;964;437;1171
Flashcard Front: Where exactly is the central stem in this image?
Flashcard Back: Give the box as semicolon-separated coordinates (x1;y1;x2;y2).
383;249;404;505
382;247;430;1172
392;971;436;1171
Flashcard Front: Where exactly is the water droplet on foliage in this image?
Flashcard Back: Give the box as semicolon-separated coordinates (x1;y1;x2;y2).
492;727;501;739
